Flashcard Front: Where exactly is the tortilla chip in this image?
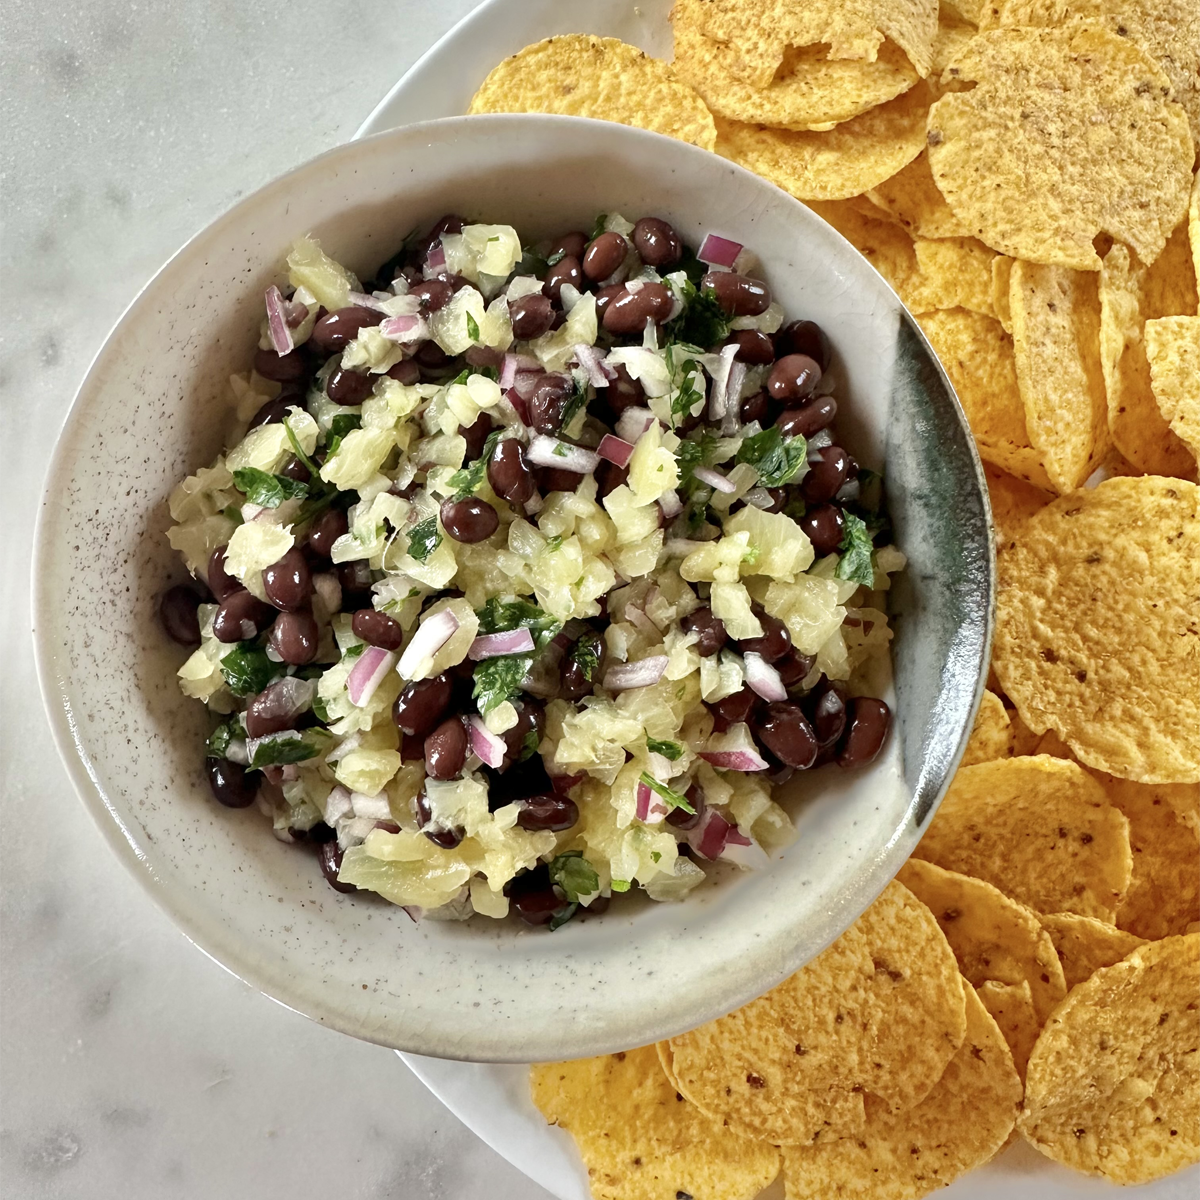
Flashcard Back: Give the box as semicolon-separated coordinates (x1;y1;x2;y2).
926;28;1193;270
906;237;997;317
984;462;1052;547
671;0;918;130
976;979;1041;1081
1190;174;1199;287
531;1046;781;1200
1160;782;1200;837
1008;707;1042;757
1098;241;1197;477
781;986;1021;1200
992;476;1200;782
668;881;967;1145
916;309;1053;489
913;756;1132;921
1033;728;1074;760
939;0;982;22
698;0;940;88
655;1040;682;1093
1018;934;1200;1184
467;36;717;150
713;83;930;202
806;200;919;291
1039;912;1145;990
1145;316;1200;464
1009;262;1109;492
960;690;1013;766
991;256;1014;334
928;8;978;78
864;151;970;240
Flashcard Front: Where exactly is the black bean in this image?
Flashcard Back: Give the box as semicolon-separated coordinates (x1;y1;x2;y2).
440;496;499;543
247;396;292;431
336;560;374;609
838;698;891;767
326;365;374;405
708;685;757;732
206;757;257;808
306;508;347;560
594;283;624;321
512;887;566;926
560;631;605;700
775;647;816;689
269;610;319;665
776;320;831;371
738;610;790;663
253;346;309;382
501;700;546;766
701;272;771;317
549;231;587;262
607;362;645;411
543;255;582;304
310;306;383;354
666;783;705;831
278;455;311;484
799;504;844;556
488;438;536;503
727;330;775;364
739;389;770;425
602;283;674;334
801;446;852;505
461;412;496;461
213;589;273;643
528;373;573;435
767;354;822;403
318;841;356;892
415;341;450;372
761;487;787;513
292;821;336;844
245;680;302;738
583;231;628;281
411;214;466;266
596;460;629;498
682;606;727;657
409;279;454;312
393;673;453;738
755;702;818;769
387;358;421;385
632;217;682;267
207;545;241;601
516;795;579;832
509;293;555;340
424;716;468;780
535;465;581;494
775;394;837;439
263;547;312;612
352;608;404;651
414;793;464;848
159;585;203;645
807;681;848;747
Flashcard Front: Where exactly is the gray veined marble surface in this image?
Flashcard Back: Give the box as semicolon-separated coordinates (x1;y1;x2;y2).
0;2;554;1195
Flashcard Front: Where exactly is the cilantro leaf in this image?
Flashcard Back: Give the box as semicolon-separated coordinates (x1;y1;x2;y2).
520;726;540;761
471;654;532;714
548;851;600;903
517;246;549;276
639;772;696;813
475;597;561;650
206;719;240;758
665;277;730;350
233;467;309;508
646;736;683;761
407;516;442;562
325;412;362;457
466;312;480;342
565;630;602;683
220;643;277;697
834;510;876;588
670;355;705;425
282;415;320;478
559;375;589;434
446;429;501;500
544;534;563;551
590;213;609;241
736;426;808;487
548;904;578;931
247;734;319;769
451;368;471;386
675;242;707;289
674;430;716;486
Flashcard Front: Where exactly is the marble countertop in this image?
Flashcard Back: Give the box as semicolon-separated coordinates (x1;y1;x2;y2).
0;3;553;1195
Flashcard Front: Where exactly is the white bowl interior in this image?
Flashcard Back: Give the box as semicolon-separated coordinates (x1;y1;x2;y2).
35;115;990;1060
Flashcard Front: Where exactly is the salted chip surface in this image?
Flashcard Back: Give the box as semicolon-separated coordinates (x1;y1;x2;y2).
1019;934;1200;1184
781;986;1021;1200
698;0;939;89
976;979;1041;1081
906;237;996;318
713;83;929;201
865;151;969;240
961;690;1013;766
530;1046;780;1200
916;309;1052;489
1190;175;1199;285
991;256;1014;334
897;859;1066;1023
1145;316;1200;464
668;880;967;1145
993;476;1200;782
984;462;1051;547
467;36;717;150
1009;262;1109;492
1099;241;1197;477
926;28;1194;271
1039;912;1145;990
806;200;919;292
671;0;917;131
913;756;1132;921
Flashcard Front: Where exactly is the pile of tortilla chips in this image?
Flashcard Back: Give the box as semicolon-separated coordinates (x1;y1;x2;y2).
469;4;1199;1195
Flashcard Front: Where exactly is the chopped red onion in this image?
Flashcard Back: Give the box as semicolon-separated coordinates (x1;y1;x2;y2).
658;490;684;519
720;829;770;870
743;487;775;510
426;243;446;271
283;298;309;328
726;360;747;408
573;343;610;389
692;465;736;494
346;290;391;313
707;342;740;421
635;780;668;824
264;285;294;356
597;434;635;468
505;387;530;426
698;233;743;269
512;370;542;401
603;655;668;691
743;652;787;701
615;407;657;443
468;628;535;660
380;313;427;343
323;785;353;825
468;716;506;768
397;608;460;679
698;723;770;772
626;605;659;637
347;645;398;706
526;435;600;474
688;808;735;859
499;354;519;390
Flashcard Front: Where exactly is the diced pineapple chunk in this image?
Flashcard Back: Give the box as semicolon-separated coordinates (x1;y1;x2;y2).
627;423;679;505
320;428;396;491
225;521;294;583
334;748;403;796
286;235;359;312
710;580;763;640
762;575;846;655
724;506;814;581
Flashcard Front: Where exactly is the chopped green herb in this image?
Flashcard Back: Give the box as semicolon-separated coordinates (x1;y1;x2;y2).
670;356;705;425
675;243;707;289
675;429;717;485
520;726;540;761
247;734;319;769
544;534;563;552
282;416;321;479
548;903;578;931
446;429;502;500
451;368;471;386
548;851;600;903
206;720;240;758
590;213;609;241
736;425;808;487
639;772;696;814
565;630;602;682
343;642;366;661
220;643;277;697
475;596;561;650
544;248;565;268
232;467;309;509
665;276;730;350
222;504;245;526
651;850;662;863
611;879;631;893
325;412;362;457
647;736;683;761
465;312;481;342
551;442;568;458
518;246;550;275
835;510;876;588
311;694;331;724
471;653;532;715
782;493;808;523
487;235;500;244
407;516;442;562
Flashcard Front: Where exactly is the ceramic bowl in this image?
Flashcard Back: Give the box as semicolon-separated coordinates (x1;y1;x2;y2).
34;114;992;1061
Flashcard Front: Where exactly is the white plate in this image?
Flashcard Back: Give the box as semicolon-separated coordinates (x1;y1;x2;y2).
362;5;1200;1197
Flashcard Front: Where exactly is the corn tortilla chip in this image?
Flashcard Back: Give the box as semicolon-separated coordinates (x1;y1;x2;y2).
906;237;996;318
991;256;1014;334
897;859;1067;1023
961;689;1013;766
531;1046;781;1200
1033;728;1074;760
1009;262;1109;492
916;309;1054;489
928;8;978;79
467;36;717;151
984;462;1052;547
1190;174;1199;287
1019;934;1200;1184
698;0;940;89
668;880;967;1145
993;476;1200;782
1145;316;1200;464
671;0;918;131
1039;912;1145;990
781;986;1021;1200
864;151;970;240
655;1041;682;1094
1008;707;1042;757
806;200;919;293
976;979;1041;1081
926;28;1194;271
939;0;983;22
713;83;930;202
1160;782;1200;838
913;756;1132;921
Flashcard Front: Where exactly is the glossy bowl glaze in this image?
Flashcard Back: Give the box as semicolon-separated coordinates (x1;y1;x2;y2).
34;115;992;1061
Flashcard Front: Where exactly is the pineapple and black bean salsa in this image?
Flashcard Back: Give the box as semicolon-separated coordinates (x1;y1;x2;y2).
160;212;904;928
